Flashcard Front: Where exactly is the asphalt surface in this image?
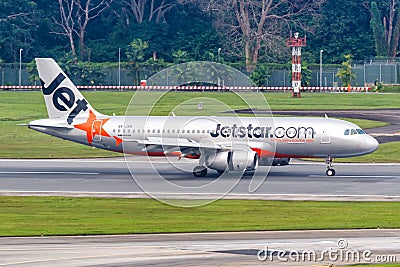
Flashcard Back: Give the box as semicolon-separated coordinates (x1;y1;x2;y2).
0;158;399;200
1;229;399;266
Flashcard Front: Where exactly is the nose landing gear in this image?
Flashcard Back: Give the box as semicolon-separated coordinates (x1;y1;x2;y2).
325;156;336;176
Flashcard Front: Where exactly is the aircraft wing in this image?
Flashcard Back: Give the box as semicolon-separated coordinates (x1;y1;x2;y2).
124;137;225;156
137;137;221;148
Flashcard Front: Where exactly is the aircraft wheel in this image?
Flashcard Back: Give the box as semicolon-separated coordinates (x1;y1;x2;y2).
326;168;336;176
193;166;207;177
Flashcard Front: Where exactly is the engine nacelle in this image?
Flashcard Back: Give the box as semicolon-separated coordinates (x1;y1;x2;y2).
205;150;258;172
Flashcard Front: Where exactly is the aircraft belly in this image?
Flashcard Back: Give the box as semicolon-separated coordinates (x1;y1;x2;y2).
122;142;145;154
275;142;307;157
304;140;361;158
275;141;346;158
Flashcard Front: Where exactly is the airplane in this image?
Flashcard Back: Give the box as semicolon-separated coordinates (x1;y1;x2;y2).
27;58;379;177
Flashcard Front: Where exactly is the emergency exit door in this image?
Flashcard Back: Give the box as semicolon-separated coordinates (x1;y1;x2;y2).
92;120;103;141
321;128;330;144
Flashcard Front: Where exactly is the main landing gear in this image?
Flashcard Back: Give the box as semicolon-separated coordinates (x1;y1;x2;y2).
325;156;336;176
193;166;207;177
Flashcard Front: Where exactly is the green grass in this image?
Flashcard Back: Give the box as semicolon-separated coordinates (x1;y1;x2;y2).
265;92;400;110
0;197;399;236
337;142;400;163
125;91;400;115
380;84;400;93
304;138;400;163
0;91;398;159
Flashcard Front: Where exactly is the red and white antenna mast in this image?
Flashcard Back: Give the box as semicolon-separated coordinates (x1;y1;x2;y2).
286;32;306;98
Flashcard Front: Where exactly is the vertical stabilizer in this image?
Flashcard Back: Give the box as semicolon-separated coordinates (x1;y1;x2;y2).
35;58;100;124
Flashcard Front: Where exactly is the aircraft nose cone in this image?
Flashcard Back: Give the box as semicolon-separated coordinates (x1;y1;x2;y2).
366;136;379;153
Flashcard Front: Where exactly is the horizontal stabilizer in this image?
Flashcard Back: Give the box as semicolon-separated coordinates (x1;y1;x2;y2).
27;118;73;129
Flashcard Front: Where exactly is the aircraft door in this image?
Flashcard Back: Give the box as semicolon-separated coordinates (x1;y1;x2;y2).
321;128;330;144
92;120;103;141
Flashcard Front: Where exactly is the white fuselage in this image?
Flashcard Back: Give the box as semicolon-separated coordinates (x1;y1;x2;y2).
30;115;379;159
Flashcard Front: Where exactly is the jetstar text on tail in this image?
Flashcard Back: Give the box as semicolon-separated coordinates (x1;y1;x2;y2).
210;123;315;139
41;73;88;124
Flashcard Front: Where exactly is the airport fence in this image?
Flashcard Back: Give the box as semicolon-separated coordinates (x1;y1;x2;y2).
0;85;371;92
1;60;399;88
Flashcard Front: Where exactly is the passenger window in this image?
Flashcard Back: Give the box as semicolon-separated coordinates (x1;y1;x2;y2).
344;129;349;135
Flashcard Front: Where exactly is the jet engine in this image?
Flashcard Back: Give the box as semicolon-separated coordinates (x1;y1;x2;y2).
205;150;258;173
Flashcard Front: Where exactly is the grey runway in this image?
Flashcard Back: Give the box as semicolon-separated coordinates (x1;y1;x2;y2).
0;158;399;199
0;229;398;266
1;159;399;266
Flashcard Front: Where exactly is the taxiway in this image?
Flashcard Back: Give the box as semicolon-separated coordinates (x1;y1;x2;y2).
0;229;398;266
0;158;399;200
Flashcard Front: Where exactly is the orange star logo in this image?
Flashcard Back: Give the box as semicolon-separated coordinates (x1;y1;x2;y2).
113;136;123;147
74;110;110;145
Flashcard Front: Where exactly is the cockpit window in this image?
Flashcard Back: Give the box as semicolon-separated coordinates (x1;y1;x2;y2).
344;128;366;135
356;129;366;134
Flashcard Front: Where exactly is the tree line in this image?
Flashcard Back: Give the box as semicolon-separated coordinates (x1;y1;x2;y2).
0;0;399;72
